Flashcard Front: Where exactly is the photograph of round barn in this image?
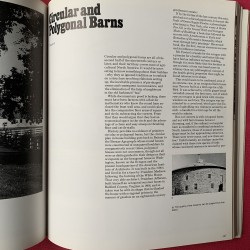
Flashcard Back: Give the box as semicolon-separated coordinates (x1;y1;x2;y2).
172;153;226;196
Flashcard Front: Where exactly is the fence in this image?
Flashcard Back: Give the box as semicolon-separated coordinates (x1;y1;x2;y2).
0;126;43;150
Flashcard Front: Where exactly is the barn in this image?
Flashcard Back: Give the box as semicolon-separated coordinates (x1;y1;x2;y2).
172;156;226;196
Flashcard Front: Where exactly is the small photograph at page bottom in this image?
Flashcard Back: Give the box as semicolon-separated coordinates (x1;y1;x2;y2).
172;153;226;196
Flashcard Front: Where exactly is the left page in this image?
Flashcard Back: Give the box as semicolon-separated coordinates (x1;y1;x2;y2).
0;0;47;249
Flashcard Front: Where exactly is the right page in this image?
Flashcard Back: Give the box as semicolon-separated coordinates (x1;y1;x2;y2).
235;7;249;238
48;0;237;249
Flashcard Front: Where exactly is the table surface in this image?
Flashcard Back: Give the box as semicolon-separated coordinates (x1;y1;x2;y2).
29;0;250;249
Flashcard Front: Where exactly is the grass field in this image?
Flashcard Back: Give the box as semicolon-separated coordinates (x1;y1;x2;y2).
0;163;42;199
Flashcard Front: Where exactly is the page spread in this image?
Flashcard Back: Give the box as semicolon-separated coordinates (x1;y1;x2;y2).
0;0;46;249
0;0;248;249
48;0;237;249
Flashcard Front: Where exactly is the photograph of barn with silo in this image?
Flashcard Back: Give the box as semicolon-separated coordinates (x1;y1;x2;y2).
172;153;226;196
0;1;44;199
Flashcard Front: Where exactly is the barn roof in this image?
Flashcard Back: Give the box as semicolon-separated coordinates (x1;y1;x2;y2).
173;156;226;172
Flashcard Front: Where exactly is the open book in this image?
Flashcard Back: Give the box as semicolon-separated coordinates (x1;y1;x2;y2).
0;0;249;249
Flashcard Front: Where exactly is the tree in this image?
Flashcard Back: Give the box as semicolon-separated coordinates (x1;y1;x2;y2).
0;1;43;124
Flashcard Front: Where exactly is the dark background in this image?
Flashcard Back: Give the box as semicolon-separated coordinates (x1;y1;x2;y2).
31;0;250;249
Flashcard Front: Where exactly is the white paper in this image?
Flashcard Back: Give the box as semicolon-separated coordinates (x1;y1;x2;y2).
48;0;236;249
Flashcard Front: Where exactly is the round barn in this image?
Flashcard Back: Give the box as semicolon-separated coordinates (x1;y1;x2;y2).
172;156;226;196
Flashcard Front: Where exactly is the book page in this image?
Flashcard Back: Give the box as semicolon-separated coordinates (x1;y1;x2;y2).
48;0;236;249
235;8;249;238
0;0;46;249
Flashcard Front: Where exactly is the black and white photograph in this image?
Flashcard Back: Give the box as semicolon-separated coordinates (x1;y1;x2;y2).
172;153;226;196
0;1;44;199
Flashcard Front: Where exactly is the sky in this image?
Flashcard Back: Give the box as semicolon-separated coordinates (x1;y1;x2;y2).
0;20;38;120
0;22;37;77
172;153;226;170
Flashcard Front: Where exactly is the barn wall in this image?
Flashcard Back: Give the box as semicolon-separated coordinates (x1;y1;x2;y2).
172;167;226;195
